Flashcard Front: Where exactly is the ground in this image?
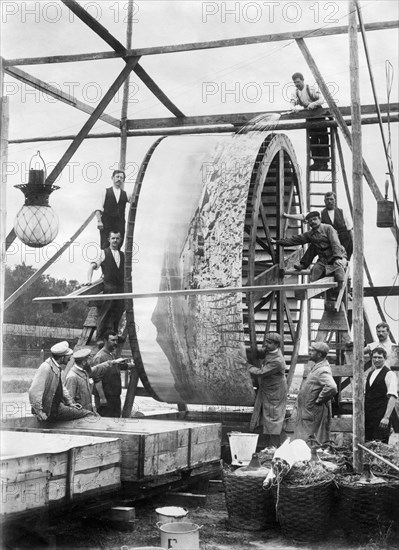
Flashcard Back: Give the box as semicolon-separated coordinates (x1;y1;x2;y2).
2;491;398;550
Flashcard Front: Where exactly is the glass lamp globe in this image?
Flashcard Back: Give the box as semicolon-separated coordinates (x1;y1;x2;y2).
14;152;60;248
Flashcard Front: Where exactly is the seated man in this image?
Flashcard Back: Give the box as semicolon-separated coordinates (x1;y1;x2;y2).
276;211;347;290
29;341;94;422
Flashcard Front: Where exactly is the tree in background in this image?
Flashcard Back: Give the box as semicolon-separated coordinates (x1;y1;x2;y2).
4;264;87;327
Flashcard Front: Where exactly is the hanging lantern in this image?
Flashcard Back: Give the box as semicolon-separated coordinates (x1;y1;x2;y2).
14;152;60;248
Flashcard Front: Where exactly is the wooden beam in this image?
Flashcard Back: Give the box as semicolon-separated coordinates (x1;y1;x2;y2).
5;65;120;128
32;281;338;304
0;96;9;367
119;0;134;171
61;0;126;54
133;63;185;117
296;37;399;241
295;277;336;300
127;103;398;130
4;20;398;66
4;212;96;309
61;0;184;119
45;57;140;187
8;114;398;145
349;0;365;472
363;285;399;297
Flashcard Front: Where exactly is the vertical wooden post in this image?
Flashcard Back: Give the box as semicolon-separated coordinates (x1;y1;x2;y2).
1;56;10;370
119;0;134;171
349;0;364;472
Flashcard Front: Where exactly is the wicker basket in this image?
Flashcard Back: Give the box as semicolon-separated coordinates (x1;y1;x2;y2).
338;479;399;540
223;470;276;531
273;480;334;542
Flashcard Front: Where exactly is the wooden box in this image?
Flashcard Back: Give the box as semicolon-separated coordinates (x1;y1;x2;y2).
1;430;121;521
2;417;221;482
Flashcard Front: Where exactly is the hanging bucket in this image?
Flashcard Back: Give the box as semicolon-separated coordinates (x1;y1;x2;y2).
227;432;259;466
155;506;188;524
156;521;202;550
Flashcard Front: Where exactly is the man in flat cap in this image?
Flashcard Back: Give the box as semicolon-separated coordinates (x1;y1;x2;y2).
294;341;337;443
65;348;96;412
276;211;347;291
246;333;288;447
29;341;94;422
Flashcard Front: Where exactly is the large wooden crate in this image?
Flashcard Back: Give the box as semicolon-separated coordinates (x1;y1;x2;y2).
2;417;222;482
1;431;121;521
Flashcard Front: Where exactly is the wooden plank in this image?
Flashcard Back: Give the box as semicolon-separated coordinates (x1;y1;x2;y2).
8;114;398;145
5;65;120;128
4;20;398;66
4;211;96;309
294;277;336;300
33;281;338;305
363;286;399;297
0;96;9;357
127;103;399;130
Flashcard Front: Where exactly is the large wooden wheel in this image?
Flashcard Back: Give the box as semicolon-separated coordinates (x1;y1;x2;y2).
244;133;305;373
125;133;305;405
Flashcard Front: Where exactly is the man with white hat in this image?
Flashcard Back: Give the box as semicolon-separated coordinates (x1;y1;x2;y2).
294;341;337;443
66;348;95;412
29;341;93;422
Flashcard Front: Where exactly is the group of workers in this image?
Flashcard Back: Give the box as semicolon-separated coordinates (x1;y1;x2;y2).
244;322;397;447
28;72;397;449
29;330;131;421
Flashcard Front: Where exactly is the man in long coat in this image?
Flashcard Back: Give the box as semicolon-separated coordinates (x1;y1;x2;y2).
294;341;337;443
247;333;287;447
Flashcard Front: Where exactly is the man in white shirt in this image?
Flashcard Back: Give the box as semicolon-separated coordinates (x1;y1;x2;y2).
87;231;125;342
290;72;328;171
365;347;397;443
96;170;131;249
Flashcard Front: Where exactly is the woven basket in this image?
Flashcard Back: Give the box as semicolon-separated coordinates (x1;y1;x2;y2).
338;479;399;539
223;470;276;531
273;480;334;542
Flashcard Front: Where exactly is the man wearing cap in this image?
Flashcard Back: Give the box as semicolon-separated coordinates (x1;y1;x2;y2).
246;333;288;447
365;347;398;443
65;348;95;412
29;341;93;422
294;342;337;443
276;211;347;289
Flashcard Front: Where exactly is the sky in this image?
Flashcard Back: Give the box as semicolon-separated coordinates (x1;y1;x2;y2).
1;0;399;338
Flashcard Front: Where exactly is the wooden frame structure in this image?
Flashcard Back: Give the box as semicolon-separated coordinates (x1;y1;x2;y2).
2;0;398;469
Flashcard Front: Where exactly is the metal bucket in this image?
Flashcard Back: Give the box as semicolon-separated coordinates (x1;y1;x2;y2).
228;432;259;466
155;506;188;524
157;521;202;550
